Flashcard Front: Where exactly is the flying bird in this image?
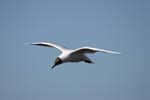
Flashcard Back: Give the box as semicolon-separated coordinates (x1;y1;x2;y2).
29;42;120;69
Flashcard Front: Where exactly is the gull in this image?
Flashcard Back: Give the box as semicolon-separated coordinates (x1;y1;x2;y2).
29;42;120;69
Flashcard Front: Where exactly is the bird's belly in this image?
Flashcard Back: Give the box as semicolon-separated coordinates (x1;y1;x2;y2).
64;54;84;62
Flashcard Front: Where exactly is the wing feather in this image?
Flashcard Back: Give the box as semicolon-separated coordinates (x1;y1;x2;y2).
29;42;67;52
72;47;120;54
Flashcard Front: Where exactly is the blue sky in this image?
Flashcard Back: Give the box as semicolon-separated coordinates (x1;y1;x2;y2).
0;0;149;100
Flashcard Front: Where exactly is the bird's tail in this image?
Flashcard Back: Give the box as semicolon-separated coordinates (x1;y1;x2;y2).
83;55;94;64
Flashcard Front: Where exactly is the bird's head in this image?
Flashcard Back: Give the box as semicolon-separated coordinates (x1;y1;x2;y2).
51;57;63;69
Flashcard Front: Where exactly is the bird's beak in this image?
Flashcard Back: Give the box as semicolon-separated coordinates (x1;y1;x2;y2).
51;64;56;69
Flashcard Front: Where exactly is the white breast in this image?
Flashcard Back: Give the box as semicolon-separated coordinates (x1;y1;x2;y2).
59;50;85;62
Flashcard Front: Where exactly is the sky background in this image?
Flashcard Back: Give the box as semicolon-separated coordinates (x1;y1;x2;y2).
0;0;149;100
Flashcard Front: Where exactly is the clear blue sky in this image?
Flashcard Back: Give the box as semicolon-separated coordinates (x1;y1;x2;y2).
0;0;149;100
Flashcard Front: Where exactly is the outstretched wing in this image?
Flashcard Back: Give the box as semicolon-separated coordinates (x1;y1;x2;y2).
29;42;67;52
72;47;120;54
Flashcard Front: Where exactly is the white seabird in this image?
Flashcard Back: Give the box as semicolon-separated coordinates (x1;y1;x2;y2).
29;42;120;69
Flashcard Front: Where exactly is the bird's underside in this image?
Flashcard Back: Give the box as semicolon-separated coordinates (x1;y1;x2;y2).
65;54;94;63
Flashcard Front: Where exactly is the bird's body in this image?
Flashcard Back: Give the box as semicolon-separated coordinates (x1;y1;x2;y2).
29;42;120;69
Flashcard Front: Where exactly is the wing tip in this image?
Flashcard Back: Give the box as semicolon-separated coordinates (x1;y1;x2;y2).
112;52;121;54
24;43;37;45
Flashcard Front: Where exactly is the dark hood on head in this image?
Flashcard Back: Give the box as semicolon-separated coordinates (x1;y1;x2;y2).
51;57;63;69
